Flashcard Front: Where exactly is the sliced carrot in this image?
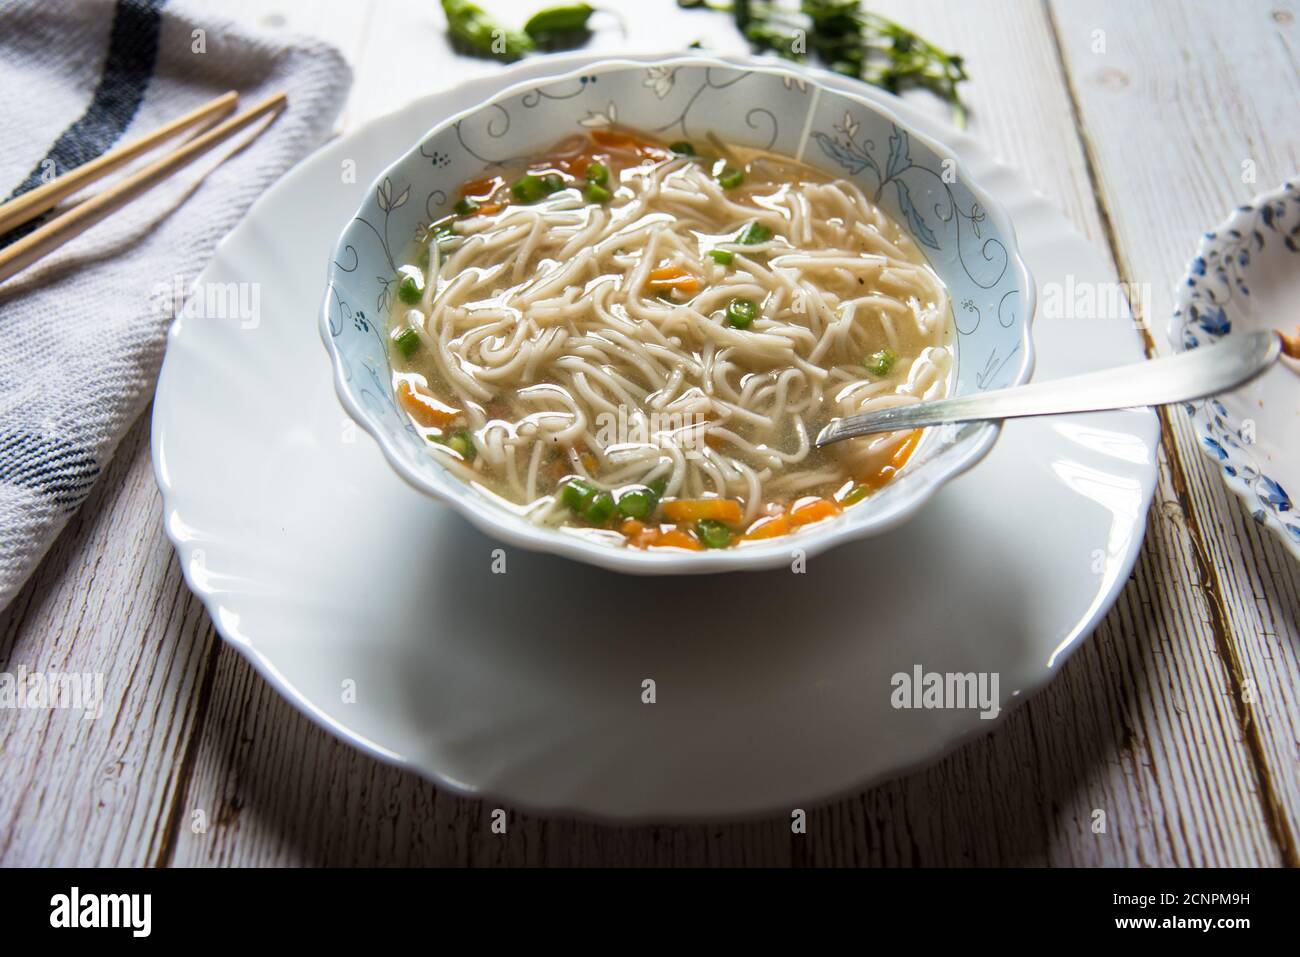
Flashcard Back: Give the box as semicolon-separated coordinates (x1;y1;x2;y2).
460;175;503;199
743;513;791;540
788;497;842;527
662;498;743;524
703;432;725;450
397;380;461;429
647;265;700;297
473;202;504;217
591;129;641;150
860;429;924;492
620;518;660;549
649;527;703;551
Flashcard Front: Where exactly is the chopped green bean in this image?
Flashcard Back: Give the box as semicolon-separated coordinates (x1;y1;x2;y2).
736;222;771;245
454;197;480;216
696;519;733;548
586;161;609;186
708;249;734;266
397;273;423;305
511;174;549;203
584;182;611;203
669;141;696;155
617;486;657;520
561;477;597;512
584;490;616;525
717;166;744;189
392;327;421;359
726;297;759;329
842;484;870;506
447;429;476;461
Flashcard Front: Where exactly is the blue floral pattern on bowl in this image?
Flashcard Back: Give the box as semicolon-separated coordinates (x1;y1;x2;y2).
1171;178;1300;555
319;56;1035;572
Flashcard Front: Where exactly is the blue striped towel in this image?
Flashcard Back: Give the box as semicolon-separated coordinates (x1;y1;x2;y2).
0;0;352;608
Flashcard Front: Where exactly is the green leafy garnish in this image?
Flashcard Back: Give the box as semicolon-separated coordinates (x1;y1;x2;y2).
678;1;970;127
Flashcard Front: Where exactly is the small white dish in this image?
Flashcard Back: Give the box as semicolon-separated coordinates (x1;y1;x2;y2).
321;55;1036;574
153;53;1157;819
1171;178;1300;558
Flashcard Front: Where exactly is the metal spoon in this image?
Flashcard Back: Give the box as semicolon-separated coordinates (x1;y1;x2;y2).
815;330;1282;447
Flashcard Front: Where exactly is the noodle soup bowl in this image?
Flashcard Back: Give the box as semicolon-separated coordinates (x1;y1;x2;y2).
321;55;1035;573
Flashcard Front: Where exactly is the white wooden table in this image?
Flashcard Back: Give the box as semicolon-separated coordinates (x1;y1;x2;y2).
2;0;1297;866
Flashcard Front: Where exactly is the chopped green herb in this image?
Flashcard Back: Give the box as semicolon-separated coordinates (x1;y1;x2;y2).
726;297;759;329
866;348;897;377
392;327;421;359
708;249;734;266
696;519;733;549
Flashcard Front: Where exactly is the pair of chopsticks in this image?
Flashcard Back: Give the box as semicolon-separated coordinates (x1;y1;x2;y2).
0;91;287;285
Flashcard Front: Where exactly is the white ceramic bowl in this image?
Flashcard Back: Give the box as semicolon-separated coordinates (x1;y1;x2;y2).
320;56;1035;573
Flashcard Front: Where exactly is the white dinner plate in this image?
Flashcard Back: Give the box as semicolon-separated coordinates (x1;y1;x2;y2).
152;53;1158;820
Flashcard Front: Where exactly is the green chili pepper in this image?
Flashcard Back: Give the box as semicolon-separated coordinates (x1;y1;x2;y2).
441;0;534;61
523;3;595;41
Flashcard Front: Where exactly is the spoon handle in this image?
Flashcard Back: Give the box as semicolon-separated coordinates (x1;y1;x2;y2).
816;330;1281;446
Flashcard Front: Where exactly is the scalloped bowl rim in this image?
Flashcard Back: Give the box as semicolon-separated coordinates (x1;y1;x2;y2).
1169;176;1300;559
319;54;1036;574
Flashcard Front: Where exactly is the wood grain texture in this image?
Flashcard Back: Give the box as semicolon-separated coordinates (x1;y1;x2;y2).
1;0;1294;867
1049;0;1300;864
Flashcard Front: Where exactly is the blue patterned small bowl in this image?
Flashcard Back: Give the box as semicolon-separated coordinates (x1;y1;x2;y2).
1171;178;1300;559
320;56;1035;573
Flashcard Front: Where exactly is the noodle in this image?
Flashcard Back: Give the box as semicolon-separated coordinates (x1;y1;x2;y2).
386;130;953;549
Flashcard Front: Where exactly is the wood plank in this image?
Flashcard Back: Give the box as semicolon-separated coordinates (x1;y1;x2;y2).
1049;0;1300;864
165;0;1283;866
0;412;218;866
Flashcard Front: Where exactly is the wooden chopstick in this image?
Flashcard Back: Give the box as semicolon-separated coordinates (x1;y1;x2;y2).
0;91;239;236
0;92;287;286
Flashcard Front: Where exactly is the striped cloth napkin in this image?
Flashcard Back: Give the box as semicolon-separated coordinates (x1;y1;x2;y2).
0;0;352;608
